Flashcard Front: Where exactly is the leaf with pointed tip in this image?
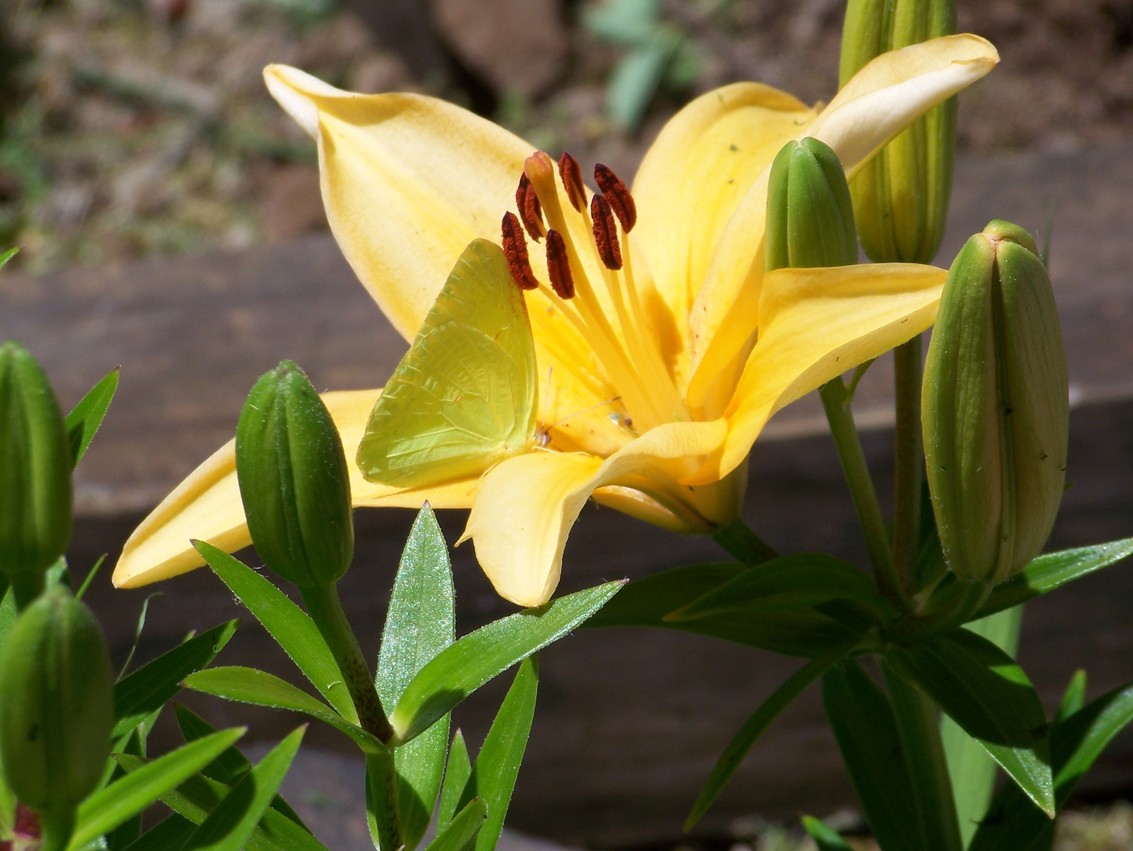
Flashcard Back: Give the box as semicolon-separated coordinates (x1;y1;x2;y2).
888;629;1054;816
65;367;119;466
438;731;472;830
426;798;486;851
184;666;386;754
801;815;854;851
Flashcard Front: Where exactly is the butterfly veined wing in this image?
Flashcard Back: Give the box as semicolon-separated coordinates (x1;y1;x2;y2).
356;239;538;487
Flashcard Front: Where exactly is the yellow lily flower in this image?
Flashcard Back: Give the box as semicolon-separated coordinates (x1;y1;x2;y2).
113;35;998;606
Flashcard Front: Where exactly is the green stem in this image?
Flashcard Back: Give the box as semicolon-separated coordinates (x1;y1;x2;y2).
819;379;906;608
882;662;963;851
891;337;923;590
38;806;77;851
711;517;778;565
299;582;394;744
364;751;403;851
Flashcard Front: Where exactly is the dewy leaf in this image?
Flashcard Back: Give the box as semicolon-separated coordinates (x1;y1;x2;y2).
391;581;622;743
184;667;387;754
71;728;245;848
438;730;472;830
687;645;852;829
977;538;1133;617
426;798;486;851
64;367;120;468
822;661;927;851
376;505;456;848
887;629;1054;816
112;620;239;738
196;541;357;721
457;657;539;851
181;727;305;851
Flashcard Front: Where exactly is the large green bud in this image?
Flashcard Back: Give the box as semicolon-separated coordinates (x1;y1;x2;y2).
235;361;354;588
0;584;114;846
0;342;73;586
840;0;957;263
922;221;1068;585
765;137;858;272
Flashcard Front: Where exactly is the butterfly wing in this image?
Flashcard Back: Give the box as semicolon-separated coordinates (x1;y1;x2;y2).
356;239;538;487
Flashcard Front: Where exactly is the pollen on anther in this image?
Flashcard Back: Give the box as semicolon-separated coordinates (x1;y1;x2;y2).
515;173;544;241
557;152;587;213
591;194;623;271
501;212;540;290
594;163;637;232
544;229;575;299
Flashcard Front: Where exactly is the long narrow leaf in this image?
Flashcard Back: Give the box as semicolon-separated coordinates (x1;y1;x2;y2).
183;667;386;754
376;506;455;847
391;581;622;743
458;658;538;851
822;662;927;851
71;729;245;847
65;367;119;466
426;798;486;851
585;563;746;628
438;731;472;830
112;620;239;738
196;541;356;721
181;727;305;851
687;645;852;829
801;815;854;851
888;629;1054;816
123;814;198;851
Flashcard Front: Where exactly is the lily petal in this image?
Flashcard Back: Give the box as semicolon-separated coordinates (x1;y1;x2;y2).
686;34;998;417
465;418;729;606
112;389;477;588
694;263;946;483
264;65;533;339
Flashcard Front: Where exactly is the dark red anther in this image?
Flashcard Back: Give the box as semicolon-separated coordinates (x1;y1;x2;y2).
501;212;541;290
593;163;637;232
544;229;575;299
557;152;587;213
590;194;623;271
514;172;544;241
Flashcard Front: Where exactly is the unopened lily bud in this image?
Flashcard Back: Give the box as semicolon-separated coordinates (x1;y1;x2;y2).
840;0;957;263
0;584;113;843
765;137;858;272
235;361;353;587
922;220;1068;584
0;342;73;582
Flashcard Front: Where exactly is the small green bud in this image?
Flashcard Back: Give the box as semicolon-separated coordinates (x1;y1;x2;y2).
235;361;353;587
0;585;113;830
840;0;957;263
0;342;73;582
922;220;1068;584
765;137;858;272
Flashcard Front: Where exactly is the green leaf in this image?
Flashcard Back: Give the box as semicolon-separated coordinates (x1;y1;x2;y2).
175;704;306;827
115;753;328;851
607;39;675;130
391;580;622;743
426;798;486;851
666;554;884;621
978;539;1133;616
1056;670;1087;722
123;814;198;851
196;541;356;721
376;506;455;847
65;367;119;466
586;563;745;626
71;728;245;848
801;815;854;851
822;661;927;851
941;607;1024;846
582;0;659;45
184;667;386;754
0;247;18;268
438;730;472;830
458;657;538;851
687;646;851;829
180;727;304;851
112;620;238;738
888;629;1054;816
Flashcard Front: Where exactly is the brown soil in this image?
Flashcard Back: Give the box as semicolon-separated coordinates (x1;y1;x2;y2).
1;0;1130;275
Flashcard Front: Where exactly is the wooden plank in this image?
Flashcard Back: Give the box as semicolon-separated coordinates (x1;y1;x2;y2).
3;144;1133;845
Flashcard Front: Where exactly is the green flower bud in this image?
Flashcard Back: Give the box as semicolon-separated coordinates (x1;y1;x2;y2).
922;221;1068;584
235;361;353;588
765;137;858;272
0;584;113;841
840;0;957;263
0;342;73;583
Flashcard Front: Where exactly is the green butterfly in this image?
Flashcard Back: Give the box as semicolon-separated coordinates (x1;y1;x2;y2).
356;238;540;487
